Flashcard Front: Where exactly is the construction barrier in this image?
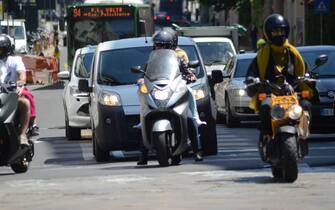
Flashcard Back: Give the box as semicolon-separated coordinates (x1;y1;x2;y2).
20;55;59;84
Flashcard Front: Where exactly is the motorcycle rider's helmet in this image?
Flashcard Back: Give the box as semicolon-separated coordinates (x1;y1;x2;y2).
263;13;290;46
163;27;178;50
152;30;174;50
0;34;12;59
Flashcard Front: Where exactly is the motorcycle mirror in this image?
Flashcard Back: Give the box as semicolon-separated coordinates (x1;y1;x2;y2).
315;54;328;67
188;60;199;68
130;66;144;74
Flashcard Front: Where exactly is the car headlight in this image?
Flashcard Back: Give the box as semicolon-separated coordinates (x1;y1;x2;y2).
192;87;207;100
231;89;246;96
152;88;170;100
270;104;286;120
98;91;121;106
288;104;302;120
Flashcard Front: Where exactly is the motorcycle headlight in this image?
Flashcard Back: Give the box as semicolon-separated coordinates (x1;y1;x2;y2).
288;104;302;120
98;91;121;106
270;104;286;120
192;87;207;100
152;88;170;100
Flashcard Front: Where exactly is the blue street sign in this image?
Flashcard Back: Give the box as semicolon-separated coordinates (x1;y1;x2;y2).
314;0;330;14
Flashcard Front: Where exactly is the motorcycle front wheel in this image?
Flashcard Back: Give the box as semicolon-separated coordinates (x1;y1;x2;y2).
281;133;298;183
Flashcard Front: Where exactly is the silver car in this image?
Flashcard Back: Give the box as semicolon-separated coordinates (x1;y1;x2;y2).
213;53;258;127
79;36;218;162
58;45;96;140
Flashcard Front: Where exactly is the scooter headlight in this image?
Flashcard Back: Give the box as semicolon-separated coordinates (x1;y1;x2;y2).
152;88;170;100
270;104;286;120
288;104;302;120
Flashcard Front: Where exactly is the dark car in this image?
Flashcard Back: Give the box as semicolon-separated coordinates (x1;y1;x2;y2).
154;11;172;30
297;45;335;132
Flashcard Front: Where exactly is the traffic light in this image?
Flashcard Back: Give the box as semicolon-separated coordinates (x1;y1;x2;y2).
7;0;17;12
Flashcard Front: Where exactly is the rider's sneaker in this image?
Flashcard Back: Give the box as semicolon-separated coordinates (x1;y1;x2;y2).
194;151;203;162
133;123;141;129
193;117;207;127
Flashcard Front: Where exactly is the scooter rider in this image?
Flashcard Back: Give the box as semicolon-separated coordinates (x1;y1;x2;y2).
137;29;205;165
245;14;312;144
0;34;31;151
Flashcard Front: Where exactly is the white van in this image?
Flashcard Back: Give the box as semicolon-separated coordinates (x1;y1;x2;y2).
0;19;28;54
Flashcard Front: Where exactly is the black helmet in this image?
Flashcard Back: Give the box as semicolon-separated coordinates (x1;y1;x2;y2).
0;34;12;59
162;27;178;49
263;14;290;46
152;30;174;50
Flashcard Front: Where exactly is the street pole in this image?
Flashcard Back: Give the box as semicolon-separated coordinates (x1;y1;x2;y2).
320;13;323;44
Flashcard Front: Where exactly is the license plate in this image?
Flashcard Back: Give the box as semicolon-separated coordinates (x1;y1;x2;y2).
320;108;334;116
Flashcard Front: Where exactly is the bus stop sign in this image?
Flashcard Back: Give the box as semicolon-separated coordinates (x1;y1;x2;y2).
314;0;329;14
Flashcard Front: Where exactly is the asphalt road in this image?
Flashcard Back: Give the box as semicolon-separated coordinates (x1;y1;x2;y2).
0;85;335;210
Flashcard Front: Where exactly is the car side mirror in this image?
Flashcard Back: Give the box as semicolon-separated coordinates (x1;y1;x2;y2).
188;60;199;68
57;71;70;80
78;79;92;92
211;70;223;84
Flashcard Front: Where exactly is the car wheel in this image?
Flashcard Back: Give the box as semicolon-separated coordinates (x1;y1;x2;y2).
92;128;110;162
225;97;240;128
65;119;81;140
201;106;218;156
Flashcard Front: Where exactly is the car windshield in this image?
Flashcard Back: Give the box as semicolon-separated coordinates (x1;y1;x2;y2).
1;26;25;39
300;50;335;76
234;58;254;78
146;49;180;81
197;42;234;65
98;45;204;85
74;53;94;78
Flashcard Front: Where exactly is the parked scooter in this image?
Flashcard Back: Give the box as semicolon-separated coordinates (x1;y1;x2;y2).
245;55;327;182
0;83;34;173
131;49;197;167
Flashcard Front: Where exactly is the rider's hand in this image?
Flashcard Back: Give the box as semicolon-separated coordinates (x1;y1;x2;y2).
17;86;24;96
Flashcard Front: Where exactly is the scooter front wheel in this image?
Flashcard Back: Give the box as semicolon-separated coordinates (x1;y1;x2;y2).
10;158;29;173
154;132;170;167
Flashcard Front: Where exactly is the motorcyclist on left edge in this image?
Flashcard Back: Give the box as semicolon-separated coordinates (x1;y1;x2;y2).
0;34;31;151
245;14;313;147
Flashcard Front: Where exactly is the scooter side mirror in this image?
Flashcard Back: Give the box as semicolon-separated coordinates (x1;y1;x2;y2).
130;66;144;74
188;60;199;68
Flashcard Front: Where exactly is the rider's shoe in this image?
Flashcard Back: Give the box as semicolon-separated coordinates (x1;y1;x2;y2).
137;154;148;165
133;123;141;129
8;135;30;164
193;117;207;127
194;151;203;162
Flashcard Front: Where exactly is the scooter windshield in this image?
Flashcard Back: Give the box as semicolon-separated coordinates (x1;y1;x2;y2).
145;49;180;82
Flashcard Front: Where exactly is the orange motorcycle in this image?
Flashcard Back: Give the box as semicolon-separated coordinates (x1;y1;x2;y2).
255;77;313;182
